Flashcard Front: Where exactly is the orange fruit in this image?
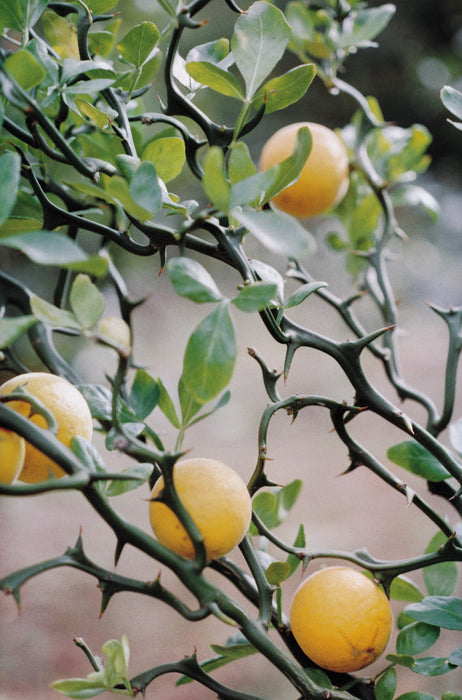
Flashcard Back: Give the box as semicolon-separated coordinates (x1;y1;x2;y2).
259;121;349;217
289;566;392;672
0;372;93;483
149;457;252;560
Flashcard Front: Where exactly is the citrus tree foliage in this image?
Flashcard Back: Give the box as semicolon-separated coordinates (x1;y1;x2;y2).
0;1;461;699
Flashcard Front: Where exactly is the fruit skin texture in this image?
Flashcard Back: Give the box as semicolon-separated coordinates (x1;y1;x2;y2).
259;121;349;218
289;566;393;673
0;372;93;483
0;427;25;483
149;457;252;560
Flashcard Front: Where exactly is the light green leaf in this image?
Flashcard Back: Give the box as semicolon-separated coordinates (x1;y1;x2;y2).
231;1;291;97
75;98;117;130
265;561;291;586
102;175;154;221
0;151;21;228
50;677;107;699
261;126;312;204
233;208;315;258
253;63;316;114
0;0;48;33
337;5;395;49
86;0;118;11
30;295;82;330
423;531;458;596
167;257;223;304
232;282;277;312
387;441;451;482
42;10;80;60
129;161;162;216
182;301;236;404
0;316;36;349
228;142;257;185
117;21;160;68
69;274;105;330
202;147;231;212
285;281;327;309
229;169;277;209
141;137;185;183
4;49;46;90
186;61;244;99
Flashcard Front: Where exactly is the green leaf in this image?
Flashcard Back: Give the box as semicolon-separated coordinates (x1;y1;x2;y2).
391;184;439;221
0;0;48;33
253;64;316;114
442;694;462;700
448;645;462;667
375;667;397;700
177;376;204;425
77;384;112;421
42;10;80;60
231;1;291;97
265;561;291;586
186;62;244;100
141;137;185;184
176;640;257;685
251;491;278;531
424;531;458;596
75;98;116;130
0;151;21;228
396;622;440;656
50;678;107;699
285;281;327;309
389;575;424;602
4;49;46;90
386;653;415;669
229;169;278;209
129;161;162;216
86;0;118;11
387;441;451;482
337;5;395;49
228;142;257;185
182;301;236;404
405;596;462;630
233;208;315;258
117;22;160;68
129;370;159;421
287;523;305;576
30;295;82;330
156;378;180;429
232;282;277;312
304;667;332;689
167;257;223;304
411;656;455;677
69;274;105;330
395;694;436;700
202;147;231;212
102;174;154;221
0;315;36;348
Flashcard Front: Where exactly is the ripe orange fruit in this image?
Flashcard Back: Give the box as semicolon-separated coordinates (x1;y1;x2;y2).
289;566;392;672
0;426;25;483
0;372;93;483
149;457;252;560
259;121;349;218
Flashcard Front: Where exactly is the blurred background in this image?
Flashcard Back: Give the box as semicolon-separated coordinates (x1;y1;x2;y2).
1;0;462;698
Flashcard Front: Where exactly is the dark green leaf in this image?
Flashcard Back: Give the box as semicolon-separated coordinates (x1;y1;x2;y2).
231;282;277;312
285;281;327;309
231;1;291;97
253;64;316;114
396;622;440;656
182;301;236;404
411;656;455;676
405;596;462;630
69;274;105;330
233;208;315;258
385;653;415;669
304;667;332;689
0;151;21;228
129;369;159;421
395;693;436;700
167;257;223;304
117;22;160;68
178;376;203;425
387;441;451;481
0;0;48;33
424;531;458;596
0;316;36;349
375;667;397;700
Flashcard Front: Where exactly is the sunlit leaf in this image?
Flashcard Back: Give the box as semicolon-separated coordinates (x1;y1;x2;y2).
253;64;316;114
4;49;46;90
117;22;160;68
141;137;185;183
167;257;223;304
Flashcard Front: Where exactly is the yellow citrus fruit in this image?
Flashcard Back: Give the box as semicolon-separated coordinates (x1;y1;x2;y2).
0;372;93;483
289;566;392;673
0;426;25;483
259;121;349;218
149;457;252;560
